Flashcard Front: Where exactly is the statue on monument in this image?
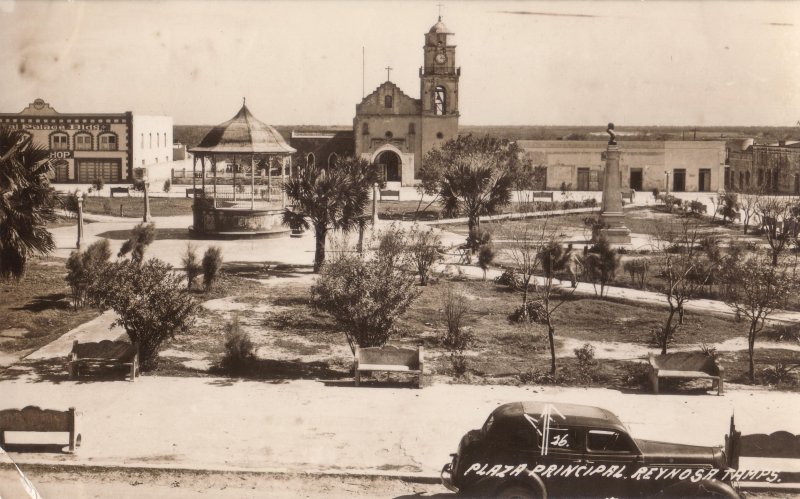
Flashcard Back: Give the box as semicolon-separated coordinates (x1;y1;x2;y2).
607;122;617;146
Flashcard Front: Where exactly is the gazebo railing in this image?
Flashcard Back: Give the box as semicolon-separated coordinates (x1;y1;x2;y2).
173;168;288;186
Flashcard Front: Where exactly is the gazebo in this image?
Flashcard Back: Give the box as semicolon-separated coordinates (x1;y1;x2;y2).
188;100;296;238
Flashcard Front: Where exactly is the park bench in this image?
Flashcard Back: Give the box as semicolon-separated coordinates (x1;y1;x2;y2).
68;340;139;382
532;191;554;202
380;189;401;201
621;189;635;202
186;187;204;198
109;186;129;197
354;345;424;388
0;406;80;453
647;352;723;395
726;417;800;487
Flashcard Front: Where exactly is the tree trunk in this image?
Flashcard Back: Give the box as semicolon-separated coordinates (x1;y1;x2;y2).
521;278;530;321
661;307;677;355
772;250;778;267
748;322;757;384
548;324;557;375
314;226;327;273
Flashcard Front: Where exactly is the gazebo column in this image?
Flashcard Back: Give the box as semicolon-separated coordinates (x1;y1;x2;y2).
268;157;272;203
212;156;217;209
251;154;255;210
200;156;206;192
192;155;198;199
233;155;237;202
281;156;287;208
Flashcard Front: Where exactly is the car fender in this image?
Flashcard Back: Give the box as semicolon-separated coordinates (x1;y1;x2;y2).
657;479;741;498
480;472;547;499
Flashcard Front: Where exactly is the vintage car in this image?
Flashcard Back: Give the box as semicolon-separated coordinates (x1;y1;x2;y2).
441;401;741;498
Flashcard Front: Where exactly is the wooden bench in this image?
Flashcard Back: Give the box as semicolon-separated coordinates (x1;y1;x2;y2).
647;352;723;395
109;186;130;197
532;191;554;202
354;345;424;388
380;189;400;201
186;187;204;198
0;406;80;453
621;189;635;202
68;340;139;382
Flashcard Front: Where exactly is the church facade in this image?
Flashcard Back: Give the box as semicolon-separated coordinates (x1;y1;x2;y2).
352;17;460;186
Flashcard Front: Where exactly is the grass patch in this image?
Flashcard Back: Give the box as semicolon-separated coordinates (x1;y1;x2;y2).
0;258;101;354
81;196;193;218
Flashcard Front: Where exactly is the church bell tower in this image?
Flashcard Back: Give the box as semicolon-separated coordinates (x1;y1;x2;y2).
420;16;460;117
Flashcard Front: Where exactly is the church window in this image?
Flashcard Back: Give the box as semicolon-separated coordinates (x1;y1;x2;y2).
328;153;339;168
385;95;393;108
385;131;393;139
434;86;446;115
307;153;315;167
436;132;444;139
408;123;415;134
51;132;69;150
362;122;369;135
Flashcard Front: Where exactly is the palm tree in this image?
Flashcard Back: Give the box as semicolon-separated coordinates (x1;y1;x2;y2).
283;156;380;272
0;129;58;279
420;134;531;251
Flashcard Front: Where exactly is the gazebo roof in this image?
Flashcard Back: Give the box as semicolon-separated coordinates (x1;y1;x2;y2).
189;103;296;155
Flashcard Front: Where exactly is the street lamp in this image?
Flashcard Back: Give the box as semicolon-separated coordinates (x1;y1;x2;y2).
76;190;84;249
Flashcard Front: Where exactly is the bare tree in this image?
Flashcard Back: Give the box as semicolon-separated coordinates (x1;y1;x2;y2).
652;218;713;354
722;253;797;383
736;186;763;235
755;196;798;266
507;219;576;374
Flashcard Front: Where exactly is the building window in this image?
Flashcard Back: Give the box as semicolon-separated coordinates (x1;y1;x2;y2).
51;132;69;150
149;133;152;149
408;123;415;134
99;133;118;151
384;95;393;108
436;132;444;139
307;153;315;167
74;133;92;151
163;133;167;148
141;133;144;149
434;86;446;115
328;153;338;168
362;122;369;135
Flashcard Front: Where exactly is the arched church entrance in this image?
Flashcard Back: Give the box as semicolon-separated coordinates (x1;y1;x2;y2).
376;150;401;182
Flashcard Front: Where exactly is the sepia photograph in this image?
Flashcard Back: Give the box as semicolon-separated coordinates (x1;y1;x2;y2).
1;1;799;497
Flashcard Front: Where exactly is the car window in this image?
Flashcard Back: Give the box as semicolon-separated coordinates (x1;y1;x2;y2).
587;430;634;453
537;427;579;453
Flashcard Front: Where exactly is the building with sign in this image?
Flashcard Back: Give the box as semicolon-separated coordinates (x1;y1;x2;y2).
0;99;172;183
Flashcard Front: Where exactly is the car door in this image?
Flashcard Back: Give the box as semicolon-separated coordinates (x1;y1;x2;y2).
584;428;642;498
518;424;585;497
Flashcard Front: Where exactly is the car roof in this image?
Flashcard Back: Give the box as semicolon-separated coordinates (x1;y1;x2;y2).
492;401;626;430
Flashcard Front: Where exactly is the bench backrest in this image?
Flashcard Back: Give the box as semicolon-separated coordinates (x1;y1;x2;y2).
72;340;137;362
532;191;553;200
357;346;420;369
649;352;717;374
0;406;75;432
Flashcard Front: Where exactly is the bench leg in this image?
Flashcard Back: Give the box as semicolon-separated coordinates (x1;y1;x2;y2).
68;360;76;379
717;378;724;396
354;370;360;387
68;430;76;453
650;373;659;394
0;430;5;449
417;373;422;389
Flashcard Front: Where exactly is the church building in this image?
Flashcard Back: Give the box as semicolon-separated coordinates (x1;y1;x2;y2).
352;16;460;187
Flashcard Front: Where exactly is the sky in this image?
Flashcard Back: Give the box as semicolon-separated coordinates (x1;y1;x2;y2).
1;0;798;127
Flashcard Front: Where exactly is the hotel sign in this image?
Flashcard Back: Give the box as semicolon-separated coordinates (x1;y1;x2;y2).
49;151;72;159
16;123;111;131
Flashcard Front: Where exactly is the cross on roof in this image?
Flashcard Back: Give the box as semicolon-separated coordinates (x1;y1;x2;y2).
385;66;392;81
437;3;444;19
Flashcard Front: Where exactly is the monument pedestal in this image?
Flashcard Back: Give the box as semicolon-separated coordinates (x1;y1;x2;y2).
600;212;631;244
599;143;631;244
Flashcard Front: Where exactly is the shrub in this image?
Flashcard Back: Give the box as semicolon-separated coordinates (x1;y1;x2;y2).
407;225;442;285
87;258;198;370
221;314;255;373
132;179;145;192
63;190;80;217
509;300;546;324
376;223;408;269
689;200;707;216
466;228;492;254
182;243;202;290
760;363;799;386
652;188;660;200
163;179;171;193
620;361;650;388
202;246;223;291
118;222;156;263
440;286;473;377
494;268;523;290
311;251;420;353
574;343;598;383
65;239;111;309
581;198;597;208
91;178;104;194
477;244;495;281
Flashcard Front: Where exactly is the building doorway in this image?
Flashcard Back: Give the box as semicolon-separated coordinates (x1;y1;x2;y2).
629;169;643;191
699;169;711;192
376;150;401;182
673;169;686;192
577;168;590;191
